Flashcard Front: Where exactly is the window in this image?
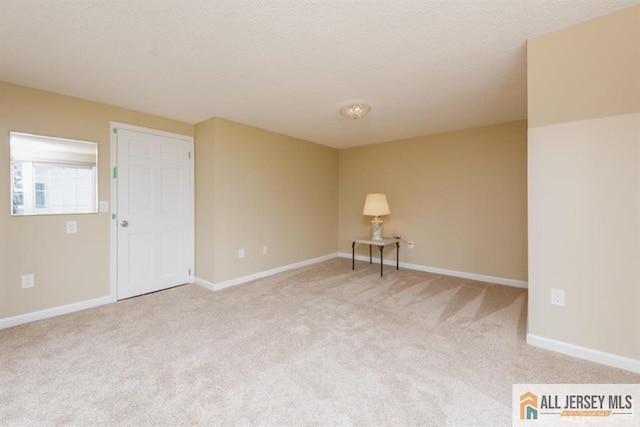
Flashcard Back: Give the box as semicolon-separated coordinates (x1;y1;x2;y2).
9;132;98;215
35;183;46;208
11;164;24;215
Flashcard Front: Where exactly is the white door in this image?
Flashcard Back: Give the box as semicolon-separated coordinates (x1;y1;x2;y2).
114;126;194;300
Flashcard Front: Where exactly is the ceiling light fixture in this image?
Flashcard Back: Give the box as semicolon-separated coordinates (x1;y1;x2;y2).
340;103;371;119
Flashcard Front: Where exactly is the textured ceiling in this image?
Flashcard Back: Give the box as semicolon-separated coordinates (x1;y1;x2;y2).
1;0;638;149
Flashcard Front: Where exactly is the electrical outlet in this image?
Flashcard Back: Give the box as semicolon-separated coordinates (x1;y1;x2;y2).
21;274;34;288
238;248;245;259
262;245;269;255
551;288;565;306
408;241;414;249
66;221;77;234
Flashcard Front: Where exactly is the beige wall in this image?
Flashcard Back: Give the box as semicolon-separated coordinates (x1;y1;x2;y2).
339;121;528;282
195;118;338;284
0;82;193;319
527;5;640;360
528;5;640;128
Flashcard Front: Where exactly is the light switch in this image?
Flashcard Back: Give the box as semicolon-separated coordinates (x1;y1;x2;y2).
66;221;77;234
99;201;109;212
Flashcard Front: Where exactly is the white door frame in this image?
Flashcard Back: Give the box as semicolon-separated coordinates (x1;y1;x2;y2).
109;122;195;301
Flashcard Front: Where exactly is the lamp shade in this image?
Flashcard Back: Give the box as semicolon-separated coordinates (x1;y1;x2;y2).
363;193;390;216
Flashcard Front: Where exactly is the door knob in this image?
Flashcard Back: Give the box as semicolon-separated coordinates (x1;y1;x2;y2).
120;220;129;227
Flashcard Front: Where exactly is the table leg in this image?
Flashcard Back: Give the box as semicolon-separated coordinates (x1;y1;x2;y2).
351;241;355;270
369;245;372;264
396;242;399;270
379;245;384;276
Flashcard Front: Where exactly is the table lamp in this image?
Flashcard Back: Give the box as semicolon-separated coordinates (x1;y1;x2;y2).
363;193;390;240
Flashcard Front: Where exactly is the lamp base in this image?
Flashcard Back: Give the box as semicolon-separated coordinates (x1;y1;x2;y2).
371;217;383;240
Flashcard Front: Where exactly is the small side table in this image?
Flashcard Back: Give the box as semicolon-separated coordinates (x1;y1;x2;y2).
351;237;400;277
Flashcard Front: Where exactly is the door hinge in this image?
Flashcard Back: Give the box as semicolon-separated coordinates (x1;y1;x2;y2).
188;151;192;159
188;268;192;276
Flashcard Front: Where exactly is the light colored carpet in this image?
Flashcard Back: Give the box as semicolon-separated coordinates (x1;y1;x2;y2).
1;258;638;426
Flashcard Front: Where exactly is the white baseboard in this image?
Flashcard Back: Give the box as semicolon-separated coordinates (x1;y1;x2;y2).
0;253;523;328
195;253;339;292
527;334;640;374
0;295;114;330
338;252;528;288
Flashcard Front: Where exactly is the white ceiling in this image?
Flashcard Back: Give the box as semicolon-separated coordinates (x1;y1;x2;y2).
1;0;637;149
